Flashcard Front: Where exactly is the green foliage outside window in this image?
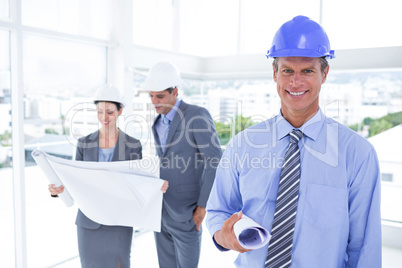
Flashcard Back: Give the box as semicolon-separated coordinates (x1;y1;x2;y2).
348;111;402;137
0;130;11;146
214;115;257;146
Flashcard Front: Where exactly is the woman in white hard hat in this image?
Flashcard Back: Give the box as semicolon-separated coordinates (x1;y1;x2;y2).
48;84;169;268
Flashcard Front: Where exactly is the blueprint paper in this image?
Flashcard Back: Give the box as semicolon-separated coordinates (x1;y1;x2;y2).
32;150;164;232
31;150;74;207
233;214;271;249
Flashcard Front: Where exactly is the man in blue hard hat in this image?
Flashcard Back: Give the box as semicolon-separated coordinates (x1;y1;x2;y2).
206;16;381;267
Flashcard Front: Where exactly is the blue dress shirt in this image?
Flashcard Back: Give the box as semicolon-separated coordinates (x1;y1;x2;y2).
155;99;182;148
206;109;382;268
98;147;115;162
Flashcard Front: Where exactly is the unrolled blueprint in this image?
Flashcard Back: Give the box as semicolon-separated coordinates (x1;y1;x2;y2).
32;150;164;232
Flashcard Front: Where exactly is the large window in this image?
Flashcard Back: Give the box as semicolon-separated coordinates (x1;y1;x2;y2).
0;0;9;20
0;31;11;168
323;0;402;49
2;1;111;267
0;29;14;268
22;34;107;267
22;34;107;164
21;0;113;39
322;69;402;129
133;0;174;51
179;0;239;57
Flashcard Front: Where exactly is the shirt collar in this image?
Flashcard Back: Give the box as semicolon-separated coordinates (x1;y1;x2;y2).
276;108;325;141
162;98;181;123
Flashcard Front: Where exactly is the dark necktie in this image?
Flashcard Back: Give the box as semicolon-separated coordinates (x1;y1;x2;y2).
265;129;303;268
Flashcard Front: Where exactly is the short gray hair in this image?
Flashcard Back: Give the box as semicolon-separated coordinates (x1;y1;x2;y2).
272;57;329;74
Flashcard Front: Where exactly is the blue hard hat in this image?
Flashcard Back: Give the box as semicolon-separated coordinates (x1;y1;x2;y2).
266;15;335;59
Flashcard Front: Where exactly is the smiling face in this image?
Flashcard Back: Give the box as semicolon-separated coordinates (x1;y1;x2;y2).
273;57;329;126
96;101;122;128
149;88;178;115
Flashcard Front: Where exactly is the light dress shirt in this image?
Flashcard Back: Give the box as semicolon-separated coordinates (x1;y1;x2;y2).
206;108;381;268
98;146;115;162
155;99;182;148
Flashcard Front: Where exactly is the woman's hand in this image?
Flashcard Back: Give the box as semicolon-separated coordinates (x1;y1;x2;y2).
160;180;169;193
48;184;64;196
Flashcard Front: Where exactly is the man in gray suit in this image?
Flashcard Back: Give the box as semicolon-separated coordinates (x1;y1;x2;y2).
144;61;222;268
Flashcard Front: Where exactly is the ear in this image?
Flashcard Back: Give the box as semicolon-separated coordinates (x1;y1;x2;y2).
173;87;178;97
118;108;123;116
273;64;278;82
322;65;330;84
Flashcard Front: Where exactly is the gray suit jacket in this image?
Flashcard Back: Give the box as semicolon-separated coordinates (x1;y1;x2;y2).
152;101;222;222
75;129;142;229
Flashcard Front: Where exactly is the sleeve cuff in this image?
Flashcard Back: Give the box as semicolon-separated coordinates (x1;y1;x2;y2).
212;235;230;252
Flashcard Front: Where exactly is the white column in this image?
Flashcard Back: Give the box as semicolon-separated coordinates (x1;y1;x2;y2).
172;0;180;52
237;0;244;54
108;0;135;135
319;0;324;24
10;0;27;266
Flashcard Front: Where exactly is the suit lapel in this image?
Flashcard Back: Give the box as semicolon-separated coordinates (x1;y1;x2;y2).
111;129;125;161
152;114;164;157
87;131;99;161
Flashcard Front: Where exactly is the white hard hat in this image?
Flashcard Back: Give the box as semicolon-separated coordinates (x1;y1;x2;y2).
143;61;182;92
94;84;124;106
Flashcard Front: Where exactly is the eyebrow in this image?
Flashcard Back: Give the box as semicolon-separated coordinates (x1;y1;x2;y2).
150;93;167;97
280;64;317;70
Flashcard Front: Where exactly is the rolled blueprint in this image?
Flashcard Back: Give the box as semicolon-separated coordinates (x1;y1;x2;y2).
31;150;74;207
233;214;271;250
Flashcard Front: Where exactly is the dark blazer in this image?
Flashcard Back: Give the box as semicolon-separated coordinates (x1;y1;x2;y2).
75;129;142;229
152;101;222;222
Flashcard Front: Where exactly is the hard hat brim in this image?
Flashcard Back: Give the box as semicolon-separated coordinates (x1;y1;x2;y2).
267;49;335;59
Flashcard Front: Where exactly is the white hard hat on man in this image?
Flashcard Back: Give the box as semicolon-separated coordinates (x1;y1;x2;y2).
143;61;182;92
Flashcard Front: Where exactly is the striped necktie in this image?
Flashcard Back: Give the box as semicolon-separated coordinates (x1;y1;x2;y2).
265;129;303;268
